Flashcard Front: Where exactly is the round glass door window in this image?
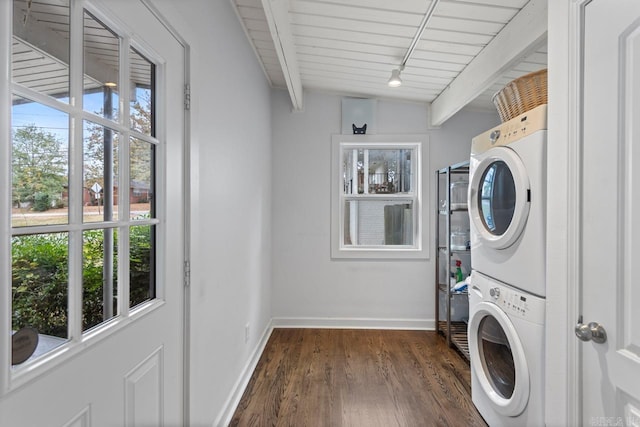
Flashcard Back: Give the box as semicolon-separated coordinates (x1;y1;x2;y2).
479;161;516;235
479;315;515;399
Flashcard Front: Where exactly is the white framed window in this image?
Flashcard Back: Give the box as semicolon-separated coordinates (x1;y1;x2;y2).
3;0;162;380
331;134;429;259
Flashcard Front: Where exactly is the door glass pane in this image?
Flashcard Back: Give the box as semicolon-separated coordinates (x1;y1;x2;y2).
83;11;119;121
130;137;154;220
343;200;413;246
12;96;69;227
479;161;515;235
83;120;119;222
12;233;69;365
12;0;71;101
82;229;117;332
129;48;154;135
479;315;515;399
130;225;155;308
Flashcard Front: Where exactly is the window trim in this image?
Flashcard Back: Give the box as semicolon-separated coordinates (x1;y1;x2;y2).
331;134;429;260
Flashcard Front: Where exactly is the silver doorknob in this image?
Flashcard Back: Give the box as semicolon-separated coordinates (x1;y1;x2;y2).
575;316;607;344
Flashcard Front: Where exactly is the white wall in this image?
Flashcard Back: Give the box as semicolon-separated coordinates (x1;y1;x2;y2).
149;1;273;425
271;89;498;326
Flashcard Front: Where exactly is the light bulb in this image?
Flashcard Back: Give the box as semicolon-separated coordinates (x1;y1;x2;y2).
387;69;402;87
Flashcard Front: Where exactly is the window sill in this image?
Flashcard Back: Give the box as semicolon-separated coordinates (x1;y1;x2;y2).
332;246;428;260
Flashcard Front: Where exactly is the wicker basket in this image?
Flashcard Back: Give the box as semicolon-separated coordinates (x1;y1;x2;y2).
492;68;547;122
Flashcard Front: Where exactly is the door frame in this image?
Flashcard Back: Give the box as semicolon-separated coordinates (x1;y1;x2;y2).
547;0;590;426
138;2;192;426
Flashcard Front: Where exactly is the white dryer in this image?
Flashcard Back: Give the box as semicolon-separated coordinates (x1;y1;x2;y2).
469;104;547;297
468;271;545;426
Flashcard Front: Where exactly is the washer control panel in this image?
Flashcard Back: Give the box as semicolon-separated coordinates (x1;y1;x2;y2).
491;285;545;325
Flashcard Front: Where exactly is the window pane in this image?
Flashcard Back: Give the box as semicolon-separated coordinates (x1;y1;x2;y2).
130;138;154;220
130;225;155;308
82;229;117;332
343;200;413;246
12;0;71;101
129;48;154;135
367;149;412;194
83;11;119;120
341;148;365;194
12;233;69;365
83;120;119;222
342;148;356;194
342;148;413;195
12;97;69;227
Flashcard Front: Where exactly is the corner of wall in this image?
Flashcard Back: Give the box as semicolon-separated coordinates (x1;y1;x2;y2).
213;320;274;427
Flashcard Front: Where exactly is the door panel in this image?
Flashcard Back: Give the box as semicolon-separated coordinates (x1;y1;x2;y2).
0;1;184;425
581;1;640;423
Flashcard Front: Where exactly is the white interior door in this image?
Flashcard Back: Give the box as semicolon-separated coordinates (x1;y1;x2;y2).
1;1;185;425
580;0;640;424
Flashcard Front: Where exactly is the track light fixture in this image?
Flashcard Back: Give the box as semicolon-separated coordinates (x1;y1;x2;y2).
386;0;440;89
387;67;403;87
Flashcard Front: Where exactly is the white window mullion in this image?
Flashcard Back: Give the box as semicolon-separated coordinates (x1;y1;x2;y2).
67;0;86;342
0;0;13;395
346;149;357;246
119;36;131;318
351;148;357;195
363;149;369;194
351;199;358;245
414;144;421;249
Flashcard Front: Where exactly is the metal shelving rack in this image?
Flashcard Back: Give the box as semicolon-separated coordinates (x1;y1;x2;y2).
435;161;471;360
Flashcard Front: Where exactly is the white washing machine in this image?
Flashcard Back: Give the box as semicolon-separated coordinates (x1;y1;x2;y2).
468;104;547;297
468;270;545;426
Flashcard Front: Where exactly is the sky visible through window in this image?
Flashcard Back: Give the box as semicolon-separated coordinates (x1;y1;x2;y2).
12;88;147;158
12;92;109;148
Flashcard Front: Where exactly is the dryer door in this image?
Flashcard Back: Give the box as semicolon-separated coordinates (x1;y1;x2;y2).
469;301;530;416
469;146;530;249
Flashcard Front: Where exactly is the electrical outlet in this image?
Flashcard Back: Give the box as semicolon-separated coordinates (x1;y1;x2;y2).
245;323;250;343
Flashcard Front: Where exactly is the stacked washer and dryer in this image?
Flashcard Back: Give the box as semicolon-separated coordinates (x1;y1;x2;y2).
467;104;547;426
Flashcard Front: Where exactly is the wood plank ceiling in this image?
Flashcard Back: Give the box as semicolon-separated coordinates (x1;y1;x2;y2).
232;0;548;126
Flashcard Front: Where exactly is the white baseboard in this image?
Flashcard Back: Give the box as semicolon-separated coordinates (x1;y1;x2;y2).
214;320;274;427
272;316;435;331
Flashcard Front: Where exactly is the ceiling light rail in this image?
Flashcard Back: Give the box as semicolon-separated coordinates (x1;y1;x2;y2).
388;0;441;88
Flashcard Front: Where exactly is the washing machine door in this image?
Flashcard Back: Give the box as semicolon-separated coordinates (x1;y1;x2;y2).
469;301;530;416
469;146;530;249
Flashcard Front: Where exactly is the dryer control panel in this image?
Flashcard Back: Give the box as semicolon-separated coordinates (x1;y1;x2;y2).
490;285;545;325
471;104;547;155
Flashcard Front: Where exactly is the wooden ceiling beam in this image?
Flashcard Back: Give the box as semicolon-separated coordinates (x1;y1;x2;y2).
261;0;304;110
429;0;547;126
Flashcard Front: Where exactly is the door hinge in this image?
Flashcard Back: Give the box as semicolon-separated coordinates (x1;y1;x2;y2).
184;84;191;111
184;260;191;287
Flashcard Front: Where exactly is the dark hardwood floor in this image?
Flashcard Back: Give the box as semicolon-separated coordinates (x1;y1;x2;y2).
230;328;487;427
